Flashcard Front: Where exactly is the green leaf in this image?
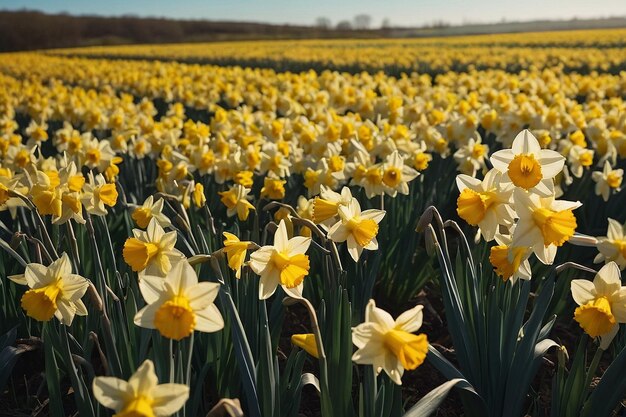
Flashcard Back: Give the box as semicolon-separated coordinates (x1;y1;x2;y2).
581;342;626;417
403;378;466;417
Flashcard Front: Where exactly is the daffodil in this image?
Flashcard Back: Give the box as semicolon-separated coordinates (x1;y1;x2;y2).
456;168;515;241
328;198;385;262
81;172;118;216
312;185;353;225
249;219;311;299
512;188;581;265
222;232;252;278
379;150;418;197
352;299;428;385
291;333;319;358
592;160;623;202
93;359;189;417
571;262;626;349
489;228;532;282
134;259;224;340
123;219;184;276
490;129;565;197
260;176;286;200
218;184;255;221
594;218;626;270
132;195;172;229
10;253;88;325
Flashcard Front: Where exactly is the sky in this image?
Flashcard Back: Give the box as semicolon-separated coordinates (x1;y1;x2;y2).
1;0;625;27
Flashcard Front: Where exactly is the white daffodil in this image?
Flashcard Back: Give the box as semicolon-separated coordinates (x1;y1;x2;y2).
380;150;419;197
456;168;515;241
249;219;311;299
132;195;172;229
81;172;118;216
512;188;581;265
93;359;189;417
123;219;184;276
328;198;385;262
10;253;88;325
594;218;626;270
592;160;623;202
571;262;626;349
490;129;565;197
453;133;489;177
134;259;224;340
352;299;428;385
312;185;354;226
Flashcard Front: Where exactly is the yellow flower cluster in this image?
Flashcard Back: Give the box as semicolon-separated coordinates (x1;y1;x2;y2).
46;28;626;74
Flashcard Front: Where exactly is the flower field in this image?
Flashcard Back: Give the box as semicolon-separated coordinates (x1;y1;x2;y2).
0;28;626;417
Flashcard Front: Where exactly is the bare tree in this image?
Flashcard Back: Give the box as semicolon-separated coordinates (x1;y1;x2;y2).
336;20;352;30
315;17;331;29
381;18;391;29
353;14;372;30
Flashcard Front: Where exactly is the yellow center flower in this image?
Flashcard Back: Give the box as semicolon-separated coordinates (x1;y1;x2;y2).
15;149;31;168
68;175;85;192
123;238;159;272
97;184;119;207
508;154;542;189
235;171;254;188
532;207;577;246
472;144;486;159
116;395;155;417
346;217;379;247
456;188;496;225
382;167;402;188
365;167;383;185
291;333;319;358
62;193;82;214
383;329;428;371
154;295;196;340
574;296;616;338
86;149;101;165
328;155;345;172
414;153;430;171
21;280;63;321
579;151;593;167
132;207;153;229
312;198;339;223
271;251;310;288
489;245;526;281
33;190;62;217
607;172;622;189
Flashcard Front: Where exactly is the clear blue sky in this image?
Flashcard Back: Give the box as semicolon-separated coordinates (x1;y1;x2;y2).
1;0;625;27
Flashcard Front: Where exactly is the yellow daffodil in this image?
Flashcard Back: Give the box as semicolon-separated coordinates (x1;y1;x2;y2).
592;160;623;202
352;299;428;385
291;333;319;358
328;198;385;262
594;218;626;270
81;172;118;216
260;177;287;200
222;232;252;278
380;150;419;197
249;219;311;299
93;359;189;417
132;195;172;229
134;259;224;340
10;253;88;325
489;228;532;282
491;129;565;197
571;262;626;349
218;184;255;221
512;188;581;265
456;168;515;241
123;219;184;276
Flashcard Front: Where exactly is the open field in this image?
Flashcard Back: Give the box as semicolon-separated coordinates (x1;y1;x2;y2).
1;28;626;417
